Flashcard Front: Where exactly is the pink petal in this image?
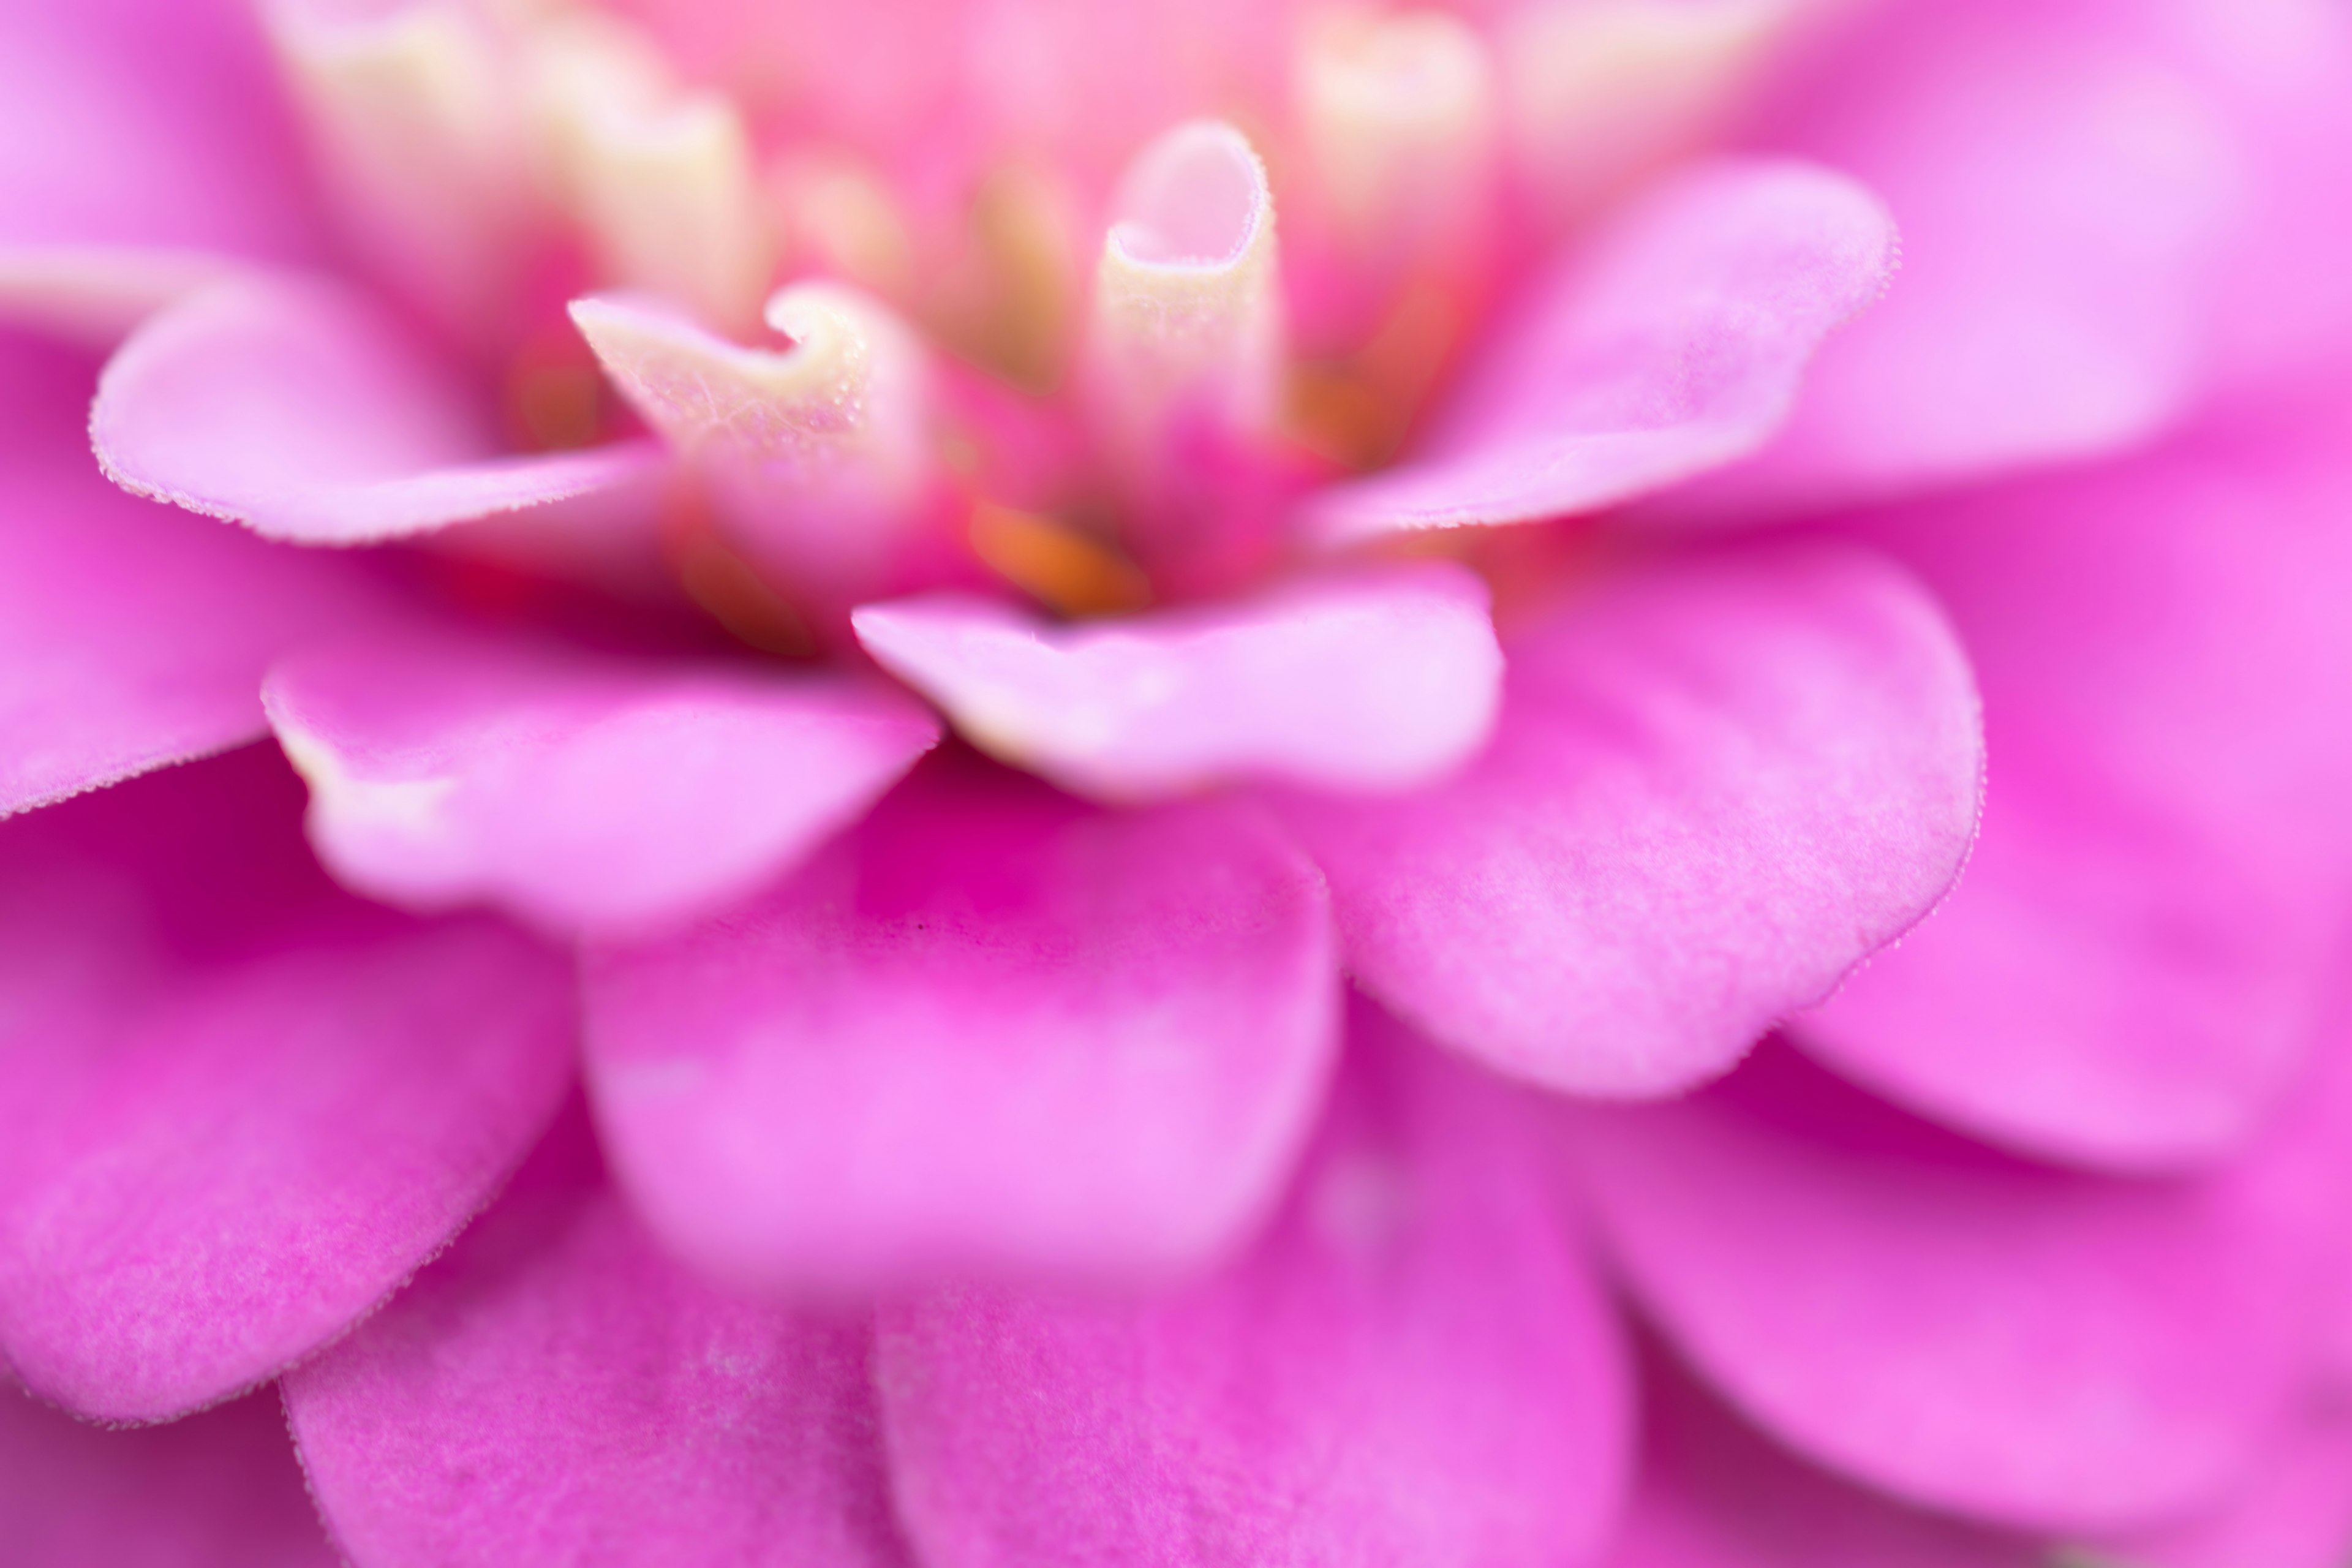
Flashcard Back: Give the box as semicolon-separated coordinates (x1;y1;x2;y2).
1275;544;1980;1098
285;1107;911;1568
1599;1350;2032;1568
92;275;664;544
0;747;575;1422
1568;1040;2335;1533
1795;406;2352;1169
1298;158;1895;545
265;619;940;940
582;752;1338;1293
0;331;391;815
1667;1;2242;518
877;998;1632;1568
2096;1411;2352;1568
851;563;1500;801
0;1387;333;1567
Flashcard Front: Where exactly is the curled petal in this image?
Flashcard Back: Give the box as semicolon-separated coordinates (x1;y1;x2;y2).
266;619;940;940
287;1113;911;1568
878;1001;1632;1568
1300;158;1896;545
91;275;662;544
0;748;575;1422
0;332;388;815
1569;1041;2337;1531
582;753;1338;1293
852;562;1500;801
1276;545;1981;1098
0;1389;332;1567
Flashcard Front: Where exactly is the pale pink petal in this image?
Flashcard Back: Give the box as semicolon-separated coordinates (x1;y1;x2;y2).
0;333;391;816
852;563;1499;801
265;619;940;939
285;1108;911;1568
1569;1041;2334;1532
92;275;665;544
1795;405;2352;1168
1667;1;2242;518
0;1387;333;1568
582;752;1338;1293
877;998;1632;1568
1299;159;1895;544
2096;1411;2352;1568
0;748;576;1422
0;246;243;352
1599;1351;2032;1568
1275;545;1980;1098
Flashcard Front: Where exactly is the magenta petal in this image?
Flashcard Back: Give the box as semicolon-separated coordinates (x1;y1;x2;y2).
1299;158;1894;543
582;753;1338;1292
1795;412;2352;1169
0;1387;332;1567
0;749;575;1422
1600;1351;2030;1568
266;620;940;939
2095;1412;2352;1568
0;333;390;815
852;563;1500;801
1276;545;1980;1098
1569;1042;2329;1532
285;1111;911;1568
877;1000;1632;1568
91;276;664;543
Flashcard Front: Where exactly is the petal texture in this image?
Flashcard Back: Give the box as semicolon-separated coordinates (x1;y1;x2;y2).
1796;405;2352;1168
1300;158;1895;543
1570;1041;2328;1532
287;1109;911;1568
0;1387;333;1567
0;748;575;1422
584;753;1338;1292
852;563;1499;801
877;1000;1632;1568
92;276;663;543
1276;544;1981;1098
266;619;940;938
0;333;389;814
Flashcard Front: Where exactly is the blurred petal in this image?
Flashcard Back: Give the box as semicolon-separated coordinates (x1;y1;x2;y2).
287;1108;911;1568
1570;1041;2335;1532
2095;1410;2352;1568
266;619;939;939
0;748;575;1422
1671;2;2241;517
1301;159;1894;544
92;275;663;544
583;753;1338;1292
1598;1349;2033;1568
0;332;388;815
1797;404;2352;1169
853;563;1499;801
0;1387;333;1567
1276;544;1980;1098
878;1000;1632;1568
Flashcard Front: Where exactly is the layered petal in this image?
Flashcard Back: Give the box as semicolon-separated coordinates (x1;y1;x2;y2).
853;562;1499;801
266;619;939;938
1276;544;1980;1098
0;332;388;815
0;748;575;1422
1300;158;1895;544
286;1108;911;1568
583;752;1337;1292
1669;0;2242;516
0;1387;332;1567
1569;1041;2334;1532
92;275;662;544
878;1000;1632;1568
1796;404;2352;1168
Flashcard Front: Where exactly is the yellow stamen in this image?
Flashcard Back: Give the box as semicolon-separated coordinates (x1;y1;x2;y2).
969;501;1154;617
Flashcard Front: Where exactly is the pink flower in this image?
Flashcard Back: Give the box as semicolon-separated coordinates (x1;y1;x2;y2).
4;0;2352;1562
